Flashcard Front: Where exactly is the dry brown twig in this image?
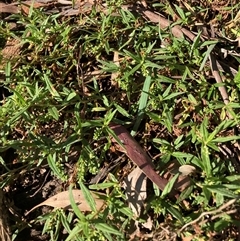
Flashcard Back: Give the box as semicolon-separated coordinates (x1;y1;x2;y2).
0;190;11;241
200;209;238;226
179;198;238;232
109;123;174;195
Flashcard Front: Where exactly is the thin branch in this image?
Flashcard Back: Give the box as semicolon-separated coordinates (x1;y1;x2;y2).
179;199;238;232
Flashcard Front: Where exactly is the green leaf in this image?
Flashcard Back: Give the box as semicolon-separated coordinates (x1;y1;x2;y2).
205;185;237;198
59;134;80;149
102;95;109;107
102;231;113;241
69;185;86;221
132;75;151;135
212;136;240;143
201;145;212;178
94;222;122;236
177;185;193;203
162;108;173;132
162;84;172;98
161;173;179;198
114;103;131;118
174;4;186;21
89;182;117;190
66;91;77;101
153;138;171;146
199;43;216;71
43;72;61;99
92;107;107;112
5;61;11;83
213;219;231;232
79;181;97;212
10;88;27;105
81;222;90;237
118;206;133;217
203;186;212;204
105;125;125;151
47;153;65;180
60;212;71;233
104;109;117;125
121;62;142;80
215;192;224;206
223;184;240;190
162;91;184;100
234;68;240;87
200;118;209;143
206;120;236;143
66;223;83;241
206;142;219;151
48;106;59;120
98;60;119;72
174;135;184;146
224;175;240;182
147;112;161;122
189;31;202;57
172;152;195;159
123;49;141;62
200;40;219;47
8;106;29;126
162;200;184;224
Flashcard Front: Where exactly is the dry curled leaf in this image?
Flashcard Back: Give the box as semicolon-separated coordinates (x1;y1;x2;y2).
26;189;105;215
179;165;196;176
123;166;147;217
123;167;153;236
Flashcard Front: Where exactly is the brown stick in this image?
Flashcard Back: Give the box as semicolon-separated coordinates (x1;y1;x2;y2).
109;123;178;197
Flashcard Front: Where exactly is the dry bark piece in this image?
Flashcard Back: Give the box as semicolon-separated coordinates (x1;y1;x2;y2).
109;123;178;197
0;3;19;13
1;39;21;66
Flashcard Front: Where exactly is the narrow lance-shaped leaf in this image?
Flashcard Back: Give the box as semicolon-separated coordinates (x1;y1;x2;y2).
132;75;152;135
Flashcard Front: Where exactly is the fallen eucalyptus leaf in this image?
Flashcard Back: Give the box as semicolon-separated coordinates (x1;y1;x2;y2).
26;189;105;215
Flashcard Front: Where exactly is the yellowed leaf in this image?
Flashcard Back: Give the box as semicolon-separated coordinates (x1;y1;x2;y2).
26;189;105;215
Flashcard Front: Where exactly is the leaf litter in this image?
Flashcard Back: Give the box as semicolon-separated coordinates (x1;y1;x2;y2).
0;0;240;240
25;189;105;215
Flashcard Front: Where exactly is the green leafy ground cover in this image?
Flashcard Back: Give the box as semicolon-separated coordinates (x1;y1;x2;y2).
0;0;240;240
